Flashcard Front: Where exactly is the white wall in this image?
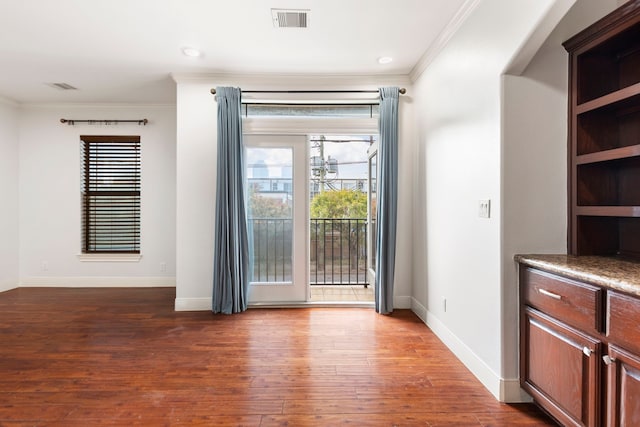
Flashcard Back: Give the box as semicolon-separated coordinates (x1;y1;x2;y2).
174;75;413;311
0;99;19;292
411;0;564;401
175;82;217;310
502;0;619;397
18;105;176;286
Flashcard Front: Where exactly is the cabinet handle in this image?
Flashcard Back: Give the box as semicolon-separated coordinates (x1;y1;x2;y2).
583;347;594;357
603;355;616;365
538;288;562;300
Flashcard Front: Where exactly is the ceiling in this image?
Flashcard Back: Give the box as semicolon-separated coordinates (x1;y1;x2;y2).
0;0;468;104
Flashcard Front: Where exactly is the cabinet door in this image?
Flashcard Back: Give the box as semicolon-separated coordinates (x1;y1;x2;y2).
522;307;601;427
605;345;640;427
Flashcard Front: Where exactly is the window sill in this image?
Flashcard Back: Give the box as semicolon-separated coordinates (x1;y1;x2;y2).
77;254;142;262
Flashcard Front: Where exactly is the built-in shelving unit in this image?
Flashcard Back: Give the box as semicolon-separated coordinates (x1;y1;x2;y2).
564;0;640;259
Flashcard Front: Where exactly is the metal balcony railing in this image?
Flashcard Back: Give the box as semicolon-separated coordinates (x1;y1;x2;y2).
248;218;368;286
310;218;368;287
249;218;293;283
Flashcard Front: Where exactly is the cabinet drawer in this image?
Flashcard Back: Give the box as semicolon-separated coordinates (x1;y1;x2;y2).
521;268;603;333
521;307;601;427
608;291;640;354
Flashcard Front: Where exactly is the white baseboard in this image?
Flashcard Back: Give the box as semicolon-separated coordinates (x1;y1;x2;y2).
393;295;412;309
410;297;530;403
410;297;428;323
176;293;413;312
20;276;176;288
174;297;211;311
0;278;19;293
502;379;533;403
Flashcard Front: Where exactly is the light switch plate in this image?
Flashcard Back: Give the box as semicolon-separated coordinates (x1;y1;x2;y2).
479;199;491;218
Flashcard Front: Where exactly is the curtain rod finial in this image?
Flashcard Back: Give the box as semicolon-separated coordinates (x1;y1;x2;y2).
399;88;406;95
210;88;216;95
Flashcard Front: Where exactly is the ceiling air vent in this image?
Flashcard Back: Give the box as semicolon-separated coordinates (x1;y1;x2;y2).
271;9;309;28
47;82;78;90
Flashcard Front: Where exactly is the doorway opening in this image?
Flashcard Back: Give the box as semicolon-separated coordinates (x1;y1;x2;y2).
308;134;377;303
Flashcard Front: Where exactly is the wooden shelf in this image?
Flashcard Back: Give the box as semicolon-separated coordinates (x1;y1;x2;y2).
576;144;640;165
576;206;640;217
566;2;640;258
576;82;640;115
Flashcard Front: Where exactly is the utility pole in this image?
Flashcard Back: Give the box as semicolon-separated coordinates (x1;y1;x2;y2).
318;135;325;193
310;135;338;196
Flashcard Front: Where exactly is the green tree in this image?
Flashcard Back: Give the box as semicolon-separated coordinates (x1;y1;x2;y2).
310;189;367;219
247;185;291;218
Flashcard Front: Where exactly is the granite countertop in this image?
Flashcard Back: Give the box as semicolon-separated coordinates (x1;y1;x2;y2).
515;254;640;297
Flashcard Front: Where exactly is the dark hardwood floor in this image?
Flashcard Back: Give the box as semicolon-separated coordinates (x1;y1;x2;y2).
0;287;557;426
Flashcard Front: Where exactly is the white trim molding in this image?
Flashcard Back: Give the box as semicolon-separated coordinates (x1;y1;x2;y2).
410;296;428;323
502;379;533;403
21;102;176;109
176;294;413;312
393;295;412;309
0;278;19;293
171;72;412;90
20;276;175;288
77;254;142;262
175;297;211;311
503;0;576;75
410;0;481;82
425;309;503;401
411;298;531;403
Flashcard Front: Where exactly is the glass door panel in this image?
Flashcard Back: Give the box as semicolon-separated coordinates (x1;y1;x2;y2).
244;135;307;303
246;147;293;283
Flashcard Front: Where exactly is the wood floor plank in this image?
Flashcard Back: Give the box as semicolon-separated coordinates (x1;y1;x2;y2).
260;413;482;426
0;287;557;425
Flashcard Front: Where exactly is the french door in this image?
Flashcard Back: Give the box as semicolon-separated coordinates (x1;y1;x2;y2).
244;135;308;303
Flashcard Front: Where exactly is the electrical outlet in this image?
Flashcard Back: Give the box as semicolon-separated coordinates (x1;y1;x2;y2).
41;261;49;272
160;262;167;273
478;199;491;218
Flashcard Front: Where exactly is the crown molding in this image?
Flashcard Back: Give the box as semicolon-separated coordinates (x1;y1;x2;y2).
409;0;481;82
20;102;176;109
504;0;575;75
171;72;412;89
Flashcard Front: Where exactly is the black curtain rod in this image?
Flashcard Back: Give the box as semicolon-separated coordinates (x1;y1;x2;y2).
209;88;406;95
60;119;148;126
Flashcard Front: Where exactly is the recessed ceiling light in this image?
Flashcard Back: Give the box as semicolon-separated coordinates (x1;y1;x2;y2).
182;47;202;58
378;56;393;65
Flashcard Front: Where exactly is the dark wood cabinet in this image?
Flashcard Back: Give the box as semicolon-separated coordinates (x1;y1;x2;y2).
607;290;640;355
519;265;640;426
520;268;602;427
564;0;640;259
520;3;640;425
521;305;601;427
521;268;603;334
605;345;640;427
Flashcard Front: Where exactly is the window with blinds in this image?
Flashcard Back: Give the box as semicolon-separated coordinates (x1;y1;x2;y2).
81;135;141;253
